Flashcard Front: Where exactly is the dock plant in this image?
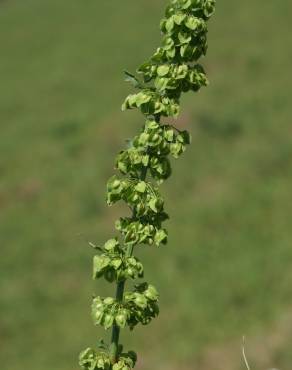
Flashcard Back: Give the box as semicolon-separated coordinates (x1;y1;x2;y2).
79;1;216;369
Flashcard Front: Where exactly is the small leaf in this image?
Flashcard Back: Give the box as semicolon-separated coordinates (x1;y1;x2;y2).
111;258;122;270
166;47;176;59
165;17;174;32
181;130;192;144
93;309;104;324
148;198;158;213
144;285;159;301
173;13;186;25
93;255;110;276
170;142;183;158
178;32;191;45
134;293;148;309
135;92;151;107
104;238;119;251
103;314;114;329
162;37;174;51
157;65;170;77
115;309;128;328
164;128;174;142
79;348;97;370
154;229;168;246
142;154;149;166
135;181;146;193
176;64;188;79
145;120;160;130
104;297;115;305
128;94;138;107
181;0;191;9
154;77;169;91
138;132;149;145
185;16;199;30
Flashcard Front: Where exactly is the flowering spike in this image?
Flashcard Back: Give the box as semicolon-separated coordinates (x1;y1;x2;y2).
79;1;216;369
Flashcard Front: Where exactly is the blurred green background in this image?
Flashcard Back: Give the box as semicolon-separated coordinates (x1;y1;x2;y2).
1;1;292;369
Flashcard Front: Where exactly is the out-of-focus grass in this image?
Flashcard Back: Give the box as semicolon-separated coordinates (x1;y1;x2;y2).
0;1;292;370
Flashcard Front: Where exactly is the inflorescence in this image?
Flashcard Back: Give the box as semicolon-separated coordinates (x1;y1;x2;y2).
79;1;215;369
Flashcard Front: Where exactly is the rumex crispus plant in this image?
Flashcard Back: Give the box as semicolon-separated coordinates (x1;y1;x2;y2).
79;1;216;369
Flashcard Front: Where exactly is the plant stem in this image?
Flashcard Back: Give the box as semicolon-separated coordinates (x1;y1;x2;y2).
109;279;125;363
109;165;148;364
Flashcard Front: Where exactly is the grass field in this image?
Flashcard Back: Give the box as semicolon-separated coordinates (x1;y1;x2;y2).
1;1;292;369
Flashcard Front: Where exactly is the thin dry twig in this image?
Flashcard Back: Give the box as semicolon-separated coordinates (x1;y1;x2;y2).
242;336;251;370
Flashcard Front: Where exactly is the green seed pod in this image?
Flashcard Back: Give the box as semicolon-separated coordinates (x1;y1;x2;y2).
115;309;128;328
103;313;114;330
94;309;104;324
133;293;148;309
126;267;135;278
105;270;115;282
144;285;159;301
104;297;114;305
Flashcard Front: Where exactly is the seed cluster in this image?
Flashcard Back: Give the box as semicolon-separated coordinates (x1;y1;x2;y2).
79;1;215;369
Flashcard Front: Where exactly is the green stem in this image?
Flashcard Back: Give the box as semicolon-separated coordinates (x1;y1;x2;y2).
109;165;148;364
109;279;125;363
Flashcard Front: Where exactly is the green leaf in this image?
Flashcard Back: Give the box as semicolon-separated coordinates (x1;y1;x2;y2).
93;255;110;276
203;0;216;18
162;37;174;51
154;77;169;91
134;293;148;309
104;238;119;251
142;154;149;166
103;313;114;329
170;142;184;158
178;32;191;45
96;357;107;370
148;198;158;213
176;64;188;79
104;297;115;305
145;120;159;130
169;102;180;118
127;257;137;266
180;130;192;144
115;309;128;328
160;18;167;32
111;258;122;270
128;94;138;107
185;16;199;30
92;298;105;325
157;65;170;77
154;101;163;114
105;270;115;283
79;348;98;370
165;17;174;32
112;179;121;190
135;181;146;193
164;128;174;141
181;0;191;9
135;92;151;107
154;229;168;246
166;47;176;59
144;285;159;301
138;132;149;145
173;13;186;25
180;44;188;57
93;309;104;324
